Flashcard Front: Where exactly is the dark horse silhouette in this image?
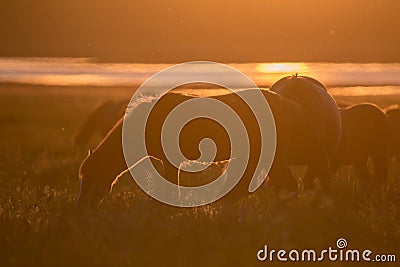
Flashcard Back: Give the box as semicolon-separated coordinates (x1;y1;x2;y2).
77;76;342;205
385;105;400;163
269;75;342;190
74;100;127;148
330;103;390;185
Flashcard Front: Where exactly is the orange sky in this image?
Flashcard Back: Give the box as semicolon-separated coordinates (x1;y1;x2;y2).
0;0;399;62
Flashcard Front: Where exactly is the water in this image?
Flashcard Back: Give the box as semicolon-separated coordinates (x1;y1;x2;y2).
1;57;400;96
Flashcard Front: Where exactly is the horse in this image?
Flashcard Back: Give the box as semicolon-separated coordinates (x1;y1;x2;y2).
269;75;342;190
330;103;390;186
385;105;400;163
76;88;311;205
74;100;127;149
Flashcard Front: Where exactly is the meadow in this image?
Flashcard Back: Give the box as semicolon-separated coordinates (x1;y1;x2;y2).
0;84;399;266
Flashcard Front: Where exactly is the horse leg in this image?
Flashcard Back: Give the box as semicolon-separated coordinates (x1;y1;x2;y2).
304;153;331;191
353;158;371;181
303;166;316;190
269;155;298;194
329;156;340;177
372;150;389;189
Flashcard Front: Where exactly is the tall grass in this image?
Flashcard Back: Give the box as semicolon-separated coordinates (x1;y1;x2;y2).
0;85;399;266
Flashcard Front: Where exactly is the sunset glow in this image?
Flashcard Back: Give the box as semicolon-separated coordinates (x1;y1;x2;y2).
257;63;309;74
0;1;400;266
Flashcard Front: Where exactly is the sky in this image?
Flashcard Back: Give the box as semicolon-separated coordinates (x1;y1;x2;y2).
0;0;399;63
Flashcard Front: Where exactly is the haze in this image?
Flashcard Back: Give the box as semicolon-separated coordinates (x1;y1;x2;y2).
0;0;399;62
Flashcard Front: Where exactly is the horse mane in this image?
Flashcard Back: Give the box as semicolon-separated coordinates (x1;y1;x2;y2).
384;104;400;113
125;94;160;115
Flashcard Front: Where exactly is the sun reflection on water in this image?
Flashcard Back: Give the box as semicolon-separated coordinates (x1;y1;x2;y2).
257;63;309;74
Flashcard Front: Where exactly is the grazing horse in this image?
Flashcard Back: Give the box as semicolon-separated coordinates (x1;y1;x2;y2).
77;89;309;205
270;75;342;190
74;100;127;148
330;103;390;185
385;105;400;163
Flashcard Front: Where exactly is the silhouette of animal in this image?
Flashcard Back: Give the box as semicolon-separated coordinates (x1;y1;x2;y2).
330;103;389;185
74;100;127;148
385;105;400;162
76;89;310;205
269;75;342;190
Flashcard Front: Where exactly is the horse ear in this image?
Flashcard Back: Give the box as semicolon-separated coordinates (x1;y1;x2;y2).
88;148;92;156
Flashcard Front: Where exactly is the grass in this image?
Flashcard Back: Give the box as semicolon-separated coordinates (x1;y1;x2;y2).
0;84;399;267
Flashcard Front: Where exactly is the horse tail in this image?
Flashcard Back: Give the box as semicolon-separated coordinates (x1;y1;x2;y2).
372;114;391;186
